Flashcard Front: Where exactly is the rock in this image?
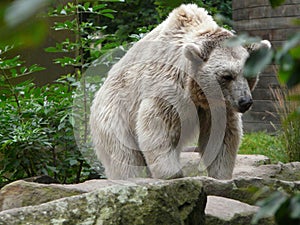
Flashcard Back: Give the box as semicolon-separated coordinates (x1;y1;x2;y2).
181;152;300;181
206;196;255;224
205;196;274;225
235;154;271;167
181;152;206;177
2;167;299;215
278;162;300;181
206;196;258;223
1;152;299;225
181;152;272;178
234;162;300;181
199;176;300;205
0;180;83;211
0;178;206;225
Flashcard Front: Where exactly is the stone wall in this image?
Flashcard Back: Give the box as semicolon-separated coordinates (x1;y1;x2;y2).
232;0;300;132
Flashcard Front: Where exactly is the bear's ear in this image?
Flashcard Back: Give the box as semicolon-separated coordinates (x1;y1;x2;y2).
184;43;203;63
245;40;271;53
184;42;215;63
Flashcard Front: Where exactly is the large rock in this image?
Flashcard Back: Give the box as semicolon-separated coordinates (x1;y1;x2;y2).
206;196;274;225
234;154;271;167
199;176;300;205
181;152;300;181
1;176;297;224
0;178;162;212
0;180;83;211
0;178;206;225
181;152;272;177
234;162;300;181
0;153;299;224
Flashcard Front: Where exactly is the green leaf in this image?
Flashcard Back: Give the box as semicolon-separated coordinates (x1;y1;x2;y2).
269;0;286;8
276;31;300;62
276;31;300;88
285;60;300;88
46;165;59;173
69;159;78;166
0;19;48;48
154;0;184;8
4;0;51;27
93;4;107;11
102;13;115;19
244;48;274;78
252;192;288;224
54;56;81;67
83;2;90;10
101;0;125;2
20;66;27;74
100;9;116;13
29;64;45;72
290;194;300;219
45;46;59;53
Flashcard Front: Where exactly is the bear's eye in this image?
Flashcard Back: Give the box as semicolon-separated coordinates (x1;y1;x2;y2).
222;75;234;81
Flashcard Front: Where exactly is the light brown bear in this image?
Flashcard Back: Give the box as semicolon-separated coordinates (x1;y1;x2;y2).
90;4;271;180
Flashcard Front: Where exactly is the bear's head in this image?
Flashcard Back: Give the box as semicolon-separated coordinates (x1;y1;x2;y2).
168;4;271;113
185;39;271;113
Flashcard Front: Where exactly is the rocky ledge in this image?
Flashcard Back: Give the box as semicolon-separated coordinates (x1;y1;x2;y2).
0;154;299;225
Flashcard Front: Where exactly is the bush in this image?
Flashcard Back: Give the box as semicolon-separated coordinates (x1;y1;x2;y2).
100;0;232;43
271;75;300;163
252;191;300;225
0;63;91;183
273;33;300;162
239;132;287;163
0;1;121;185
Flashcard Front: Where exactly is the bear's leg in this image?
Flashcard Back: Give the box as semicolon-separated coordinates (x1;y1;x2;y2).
93;130;148;180
205;143;237;179
209;113;242;179
198;109;242;180
142;149;183;179
103;148;148;180
136;99;183;179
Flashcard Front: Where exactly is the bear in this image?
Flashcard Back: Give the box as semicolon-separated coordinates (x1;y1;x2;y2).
89;4;271;180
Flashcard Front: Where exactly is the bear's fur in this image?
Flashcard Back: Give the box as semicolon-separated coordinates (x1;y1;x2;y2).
90;4;271;179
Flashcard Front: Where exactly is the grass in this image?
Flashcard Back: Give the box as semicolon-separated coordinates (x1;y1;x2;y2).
239;132;288;163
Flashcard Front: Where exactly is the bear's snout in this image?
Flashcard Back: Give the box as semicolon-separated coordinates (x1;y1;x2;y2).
238;96;253;113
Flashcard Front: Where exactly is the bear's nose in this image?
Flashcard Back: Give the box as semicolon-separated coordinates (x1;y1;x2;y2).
238;96;253;113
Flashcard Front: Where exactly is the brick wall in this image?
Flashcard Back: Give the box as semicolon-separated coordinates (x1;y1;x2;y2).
232;0;300;132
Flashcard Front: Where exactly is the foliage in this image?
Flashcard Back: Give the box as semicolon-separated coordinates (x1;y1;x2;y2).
252;1;300;224
101;0;232;43
239;132;287;163
46;1;120;67
252;191;300;225
274;32;300;162
0;47;90;184
282;111;300;161
0;0;49;48
0;0;121;184
276;31;300;88
271;87;300;162
46;1;123;179
155;0;232;21
101;0;158;43
269;0;286;8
